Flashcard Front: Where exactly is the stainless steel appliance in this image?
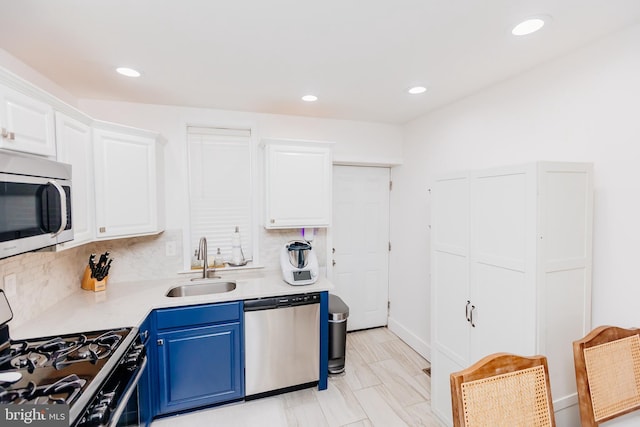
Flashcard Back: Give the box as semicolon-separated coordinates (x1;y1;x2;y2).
244;292;320;398
280;241;319;285
0;290;146;426
0;150;73;259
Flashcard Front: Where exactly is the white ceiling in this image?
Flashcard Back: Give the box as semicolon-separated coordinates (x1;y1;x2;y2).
2;1;640;124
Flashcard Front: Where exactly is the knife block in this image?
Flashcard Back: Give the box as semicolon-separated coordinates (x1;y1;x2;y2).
81;266;108;292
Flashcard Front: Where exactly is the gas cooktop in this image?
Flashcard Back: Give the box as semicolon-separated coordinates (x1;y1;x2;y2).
0;327;136;423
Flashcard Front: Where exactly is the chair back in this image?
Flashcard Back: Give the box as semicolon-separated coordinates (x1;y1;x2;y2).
573;325;640;426
450;352;556;427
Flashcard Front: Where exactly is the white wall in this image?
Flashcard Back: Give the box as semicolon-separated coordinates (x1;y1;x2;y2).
390;17;640;397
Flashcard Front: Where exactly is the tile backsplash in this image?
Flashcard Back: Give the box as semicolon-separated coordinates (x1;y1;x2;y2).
0;228;326;329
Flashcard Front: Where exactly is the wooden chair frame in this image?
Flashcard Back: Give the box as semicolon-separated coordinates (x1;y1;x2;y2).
573;325;640;426
450;352;556;427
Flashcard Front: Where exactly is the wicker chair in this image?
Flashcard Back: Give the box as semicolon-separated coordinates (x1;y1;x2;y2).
450;352;556;427
573;325;640;426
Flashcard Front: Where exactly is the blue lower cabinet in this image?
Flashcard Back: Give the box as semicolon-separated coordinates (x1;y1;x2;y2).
153;302;244;416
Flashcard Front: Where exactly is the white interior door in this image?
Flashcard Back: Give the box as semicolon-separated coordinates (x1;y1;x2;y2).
331;165;390;331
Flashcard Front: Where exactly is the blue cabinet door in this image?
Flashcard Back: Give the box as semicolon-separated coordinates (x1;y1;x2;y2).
156;322;243;414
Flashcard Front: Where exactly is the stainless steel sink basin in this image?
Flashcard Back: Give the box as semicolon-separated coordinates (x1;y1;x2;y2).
166;280;236;297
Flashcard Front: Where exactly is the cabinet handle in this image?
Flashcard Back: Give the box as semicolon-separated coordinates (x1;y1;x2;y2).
470;305;476;328
99;227;106;233
465;300;471;322
157;339;164;346
1;129;15;140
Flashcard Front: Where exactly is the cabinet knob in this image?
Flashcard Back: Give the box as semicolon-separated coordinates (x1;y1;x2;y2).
157;339;164;346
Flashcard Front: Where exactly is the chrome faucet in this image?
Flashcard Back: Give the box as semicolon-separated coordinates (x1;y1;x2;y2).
196;236;220;279
197;237;208;279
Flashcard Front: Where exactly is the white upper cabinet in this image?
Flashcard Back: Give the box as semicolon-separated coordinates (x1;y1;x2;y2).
55;112;95;248
263;139;333;229
0;84;56;156
93;122;165;240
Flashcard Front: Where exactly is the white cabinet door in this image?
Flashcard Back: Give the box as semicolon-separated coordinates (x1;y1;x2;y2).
430;172;471;426
0;85;56;156
469;167;537;360
264;140;333;229
431;173;471;366
55;112;95;248
93;125;164;239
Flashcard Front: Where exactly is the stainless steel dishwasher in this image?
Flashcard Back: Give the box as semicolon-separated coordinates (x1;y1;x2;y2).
244;292;320;398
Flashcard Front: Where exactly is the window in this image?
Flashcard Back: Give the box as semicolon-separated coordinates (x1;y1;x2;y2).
186;126;255;269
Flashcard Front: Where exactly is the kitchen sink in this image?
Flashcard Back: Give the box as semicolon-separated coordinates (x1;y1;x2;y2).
166;280;236;297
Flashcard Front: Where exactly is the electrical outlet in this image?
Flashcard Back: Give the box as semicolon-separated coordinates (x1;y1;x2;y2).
3;274;16;297
165;241;177;257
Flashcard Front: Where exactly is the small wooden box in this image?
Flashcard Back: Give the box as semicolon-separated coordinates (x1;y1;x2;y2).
81;266;108;292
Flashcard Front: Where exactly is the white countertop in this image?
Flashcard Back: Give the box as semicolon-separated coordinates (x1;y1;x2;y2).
11;270;334;340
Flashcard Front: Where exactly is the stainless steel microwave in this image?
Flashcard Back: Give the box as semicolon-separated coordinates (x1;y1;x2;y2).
0;150;73;259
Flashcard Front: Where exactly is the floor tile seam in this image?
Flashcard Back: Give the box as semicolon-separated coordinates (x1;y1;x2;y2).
353;384;412;427
367;360;431;406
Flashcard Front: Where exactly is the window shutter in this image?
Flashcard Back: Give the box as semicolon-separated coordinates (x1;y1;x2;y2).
187;126;253;266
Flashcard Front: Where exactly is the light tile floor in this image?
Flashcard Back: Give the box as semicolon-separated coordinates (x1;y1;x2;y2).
151;327;437;427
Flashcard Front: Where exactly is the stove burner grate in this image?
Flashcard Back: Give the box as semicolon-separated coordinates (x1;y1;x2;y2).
0;374;87;405
10;352;49;371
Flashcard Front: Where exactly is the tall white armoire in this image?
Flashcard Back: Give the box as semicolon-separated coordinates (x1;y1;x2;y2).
431;162;593;426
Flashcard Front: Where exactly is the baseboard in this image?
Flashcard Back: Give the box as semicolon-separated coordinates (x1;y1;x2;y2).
387;317;431;361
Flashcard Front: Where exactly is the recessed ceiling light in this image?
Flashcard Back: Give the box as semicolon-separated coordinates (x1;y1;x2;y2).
301;95;318;102
512;17;547;36
408;86;427;95
116;67;141;77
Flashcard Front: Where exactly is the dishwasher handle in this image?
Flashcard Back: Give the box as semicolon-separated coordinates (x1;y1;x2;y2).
244;292;321;311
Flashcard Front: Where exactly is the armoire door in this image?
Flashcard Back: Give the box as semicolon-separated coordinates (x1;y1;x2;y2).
431;173;471;365
431;173;471;425
469;166;537;360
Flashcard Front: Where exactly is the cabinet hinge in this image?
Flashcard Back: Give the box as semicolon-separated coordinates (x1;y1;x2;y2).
389;181;393;191
388;242;391;252
387;301;391;311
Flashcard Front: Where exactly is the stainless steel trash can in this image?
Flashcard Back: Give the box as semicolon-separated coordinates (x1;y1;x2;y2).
328;294;349;374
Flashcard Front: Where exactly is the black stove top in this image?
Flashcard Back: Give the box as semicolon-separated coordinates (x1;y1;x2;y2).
0;327;136;422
